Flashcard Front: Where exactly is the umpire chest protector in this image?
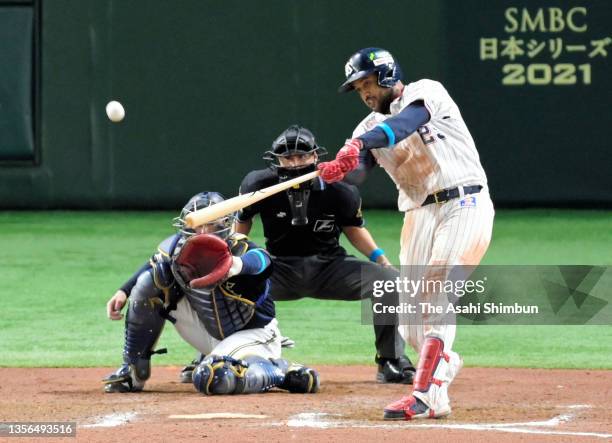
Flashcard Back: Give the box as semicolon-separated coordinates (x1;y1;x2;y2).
239;168;364;257
170;233;271;340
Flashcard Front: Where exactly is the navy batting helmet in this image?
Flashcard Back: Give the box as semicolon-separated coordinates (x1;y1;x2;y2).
338;47;402;93
263;125;327;167
172;191;234;239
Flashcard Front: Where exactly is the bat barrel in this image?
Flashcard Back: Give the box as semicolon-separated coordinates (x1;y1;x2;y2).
184;170;320;228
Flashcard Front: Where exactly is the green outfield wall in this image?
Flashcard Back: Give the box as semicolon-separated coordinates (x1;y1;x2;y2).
0;0;609;209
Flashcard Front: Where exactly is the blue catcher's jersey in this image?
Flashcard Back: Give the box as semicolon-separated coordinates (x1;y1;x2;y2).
122;233;275;340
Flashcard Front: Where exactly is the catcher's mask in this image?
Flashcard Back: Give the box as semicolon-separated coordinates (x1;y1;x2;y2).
172;191;235;239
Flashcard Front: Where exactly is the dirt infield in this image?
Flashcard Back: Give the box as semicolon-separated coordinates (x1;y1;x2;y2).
0;366;610;442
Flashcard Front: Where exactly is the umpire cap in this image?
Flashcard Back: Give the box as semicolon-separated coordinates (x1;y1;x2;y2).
339;47;402;93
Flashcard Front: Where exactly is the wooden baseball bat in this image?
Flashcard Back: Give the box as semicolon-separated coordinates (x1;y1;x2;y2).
184;170;320;228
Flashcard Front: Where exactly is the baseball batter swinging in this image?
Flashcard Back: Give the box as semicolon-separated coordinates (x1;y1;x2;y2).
318;48;495;420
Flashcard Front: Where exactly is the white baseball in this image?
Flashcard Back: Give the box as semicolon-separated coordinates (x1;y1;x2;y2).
106;100;125;122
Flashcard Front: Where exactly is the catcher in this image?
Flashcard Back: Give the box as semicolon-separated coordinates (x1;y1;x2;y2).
103;191;319;395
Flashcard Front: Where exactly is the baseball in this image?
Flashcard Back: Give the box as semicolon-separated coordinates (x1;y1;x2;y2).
105;100;125;123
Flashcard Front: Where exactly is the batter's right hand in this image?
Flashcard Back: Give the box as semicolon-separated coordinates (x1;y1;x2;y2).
318;161;345;183
107;290;128;320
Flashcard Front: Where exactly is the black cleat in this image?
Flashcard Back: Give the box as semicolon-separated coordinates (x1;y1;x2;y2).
376;355;415;384
103;364;145;393
282;365;320;393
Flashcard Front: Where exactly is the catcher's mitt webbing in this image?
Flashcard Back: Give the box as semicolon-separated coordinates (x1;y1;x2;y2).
174;234;233;288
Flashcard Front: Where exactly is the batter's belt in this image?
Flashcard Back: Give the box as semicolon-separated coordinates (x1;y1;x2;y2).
422;185;483;206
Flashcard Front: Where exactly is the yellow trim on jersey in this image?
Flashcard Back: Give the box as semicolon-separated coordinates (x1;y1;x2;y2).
210;289;225;340
218;285;255;306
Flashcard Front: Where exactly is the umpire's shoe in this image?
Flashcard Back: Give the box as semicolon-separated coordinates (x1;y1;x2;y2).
281;365;320;394
103;364;145;393
377;355;415;384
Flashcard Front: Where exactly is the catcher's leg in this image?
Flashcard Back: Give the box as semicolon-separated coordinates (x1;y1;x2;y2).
170;296;219;383
192;355;319;395
192;319;318;395
103;272;166;393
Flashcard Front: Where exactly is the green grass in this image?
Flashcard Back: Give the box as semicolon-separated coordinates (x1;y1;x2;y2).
0;210;610;369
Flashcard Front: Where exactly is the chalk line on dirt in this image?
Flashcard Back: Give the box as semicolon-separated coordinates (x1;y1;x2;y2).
82;412;137;428
169;413;268;420
284;405;611;439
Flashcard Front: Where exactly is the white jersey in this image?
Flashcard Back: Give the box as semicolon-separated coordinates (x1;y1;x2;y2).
352;79;488;211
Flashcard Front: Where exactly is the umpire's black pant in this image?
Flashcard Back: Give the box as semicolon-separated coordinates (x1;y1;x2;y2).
269;253;404;361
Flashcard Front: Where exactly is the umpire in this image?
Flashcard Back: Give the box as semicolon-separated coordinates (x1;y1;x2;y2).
235;124;414;384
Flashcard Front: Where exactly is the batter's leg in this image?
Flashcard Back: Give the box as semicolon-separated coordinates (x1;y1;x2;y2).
387;191;494;419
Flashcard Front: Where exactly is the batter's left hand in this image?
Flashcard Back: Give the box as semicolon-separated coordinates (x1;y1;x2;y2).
335;139;362;173
318;161;345;183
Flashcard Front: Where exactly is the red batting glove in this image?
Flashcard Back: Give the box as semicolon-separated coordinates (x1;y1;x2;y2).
318;161;345;183
335;138;362;173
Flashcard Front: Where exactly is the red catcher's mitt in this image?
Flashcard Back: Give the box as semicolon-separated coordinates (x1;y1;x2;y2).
174;233;233;288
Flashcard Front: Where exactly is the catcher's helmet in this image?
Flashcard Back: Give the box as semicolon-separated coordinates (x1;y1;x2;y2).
172;191;234;239
263;125;327;168
338;47;402;93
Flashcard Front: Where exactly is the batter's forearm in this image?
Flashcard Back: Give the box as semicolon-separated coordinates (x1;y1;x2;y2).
357;102;430;150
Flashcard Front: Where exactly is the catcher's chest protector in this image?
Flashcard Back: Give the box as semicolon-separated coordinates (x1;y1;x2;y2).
184;235;259;340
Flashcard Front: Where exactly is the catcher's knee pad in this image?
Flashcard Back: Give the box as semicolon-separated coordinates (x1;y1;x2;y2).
193;355;286;395
123;272;166;369
193;355;247;395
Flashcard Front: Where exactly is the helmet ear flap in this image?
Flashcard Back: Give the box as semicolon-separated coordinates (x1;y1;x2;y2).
378;62;400;88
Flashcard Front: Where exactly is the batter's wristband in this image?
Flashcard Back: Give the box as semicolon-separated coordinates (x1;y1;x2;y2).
369;248;385;262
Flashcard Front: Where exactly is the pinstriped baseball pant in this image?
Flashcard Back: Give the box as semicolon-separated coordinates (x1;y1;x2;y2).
398;189;495;354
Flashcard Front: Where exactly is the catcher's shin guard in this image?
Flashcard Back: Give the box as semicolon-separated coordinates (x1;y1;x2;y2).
192;355;319;395
104;273;167;393
193;355;284;395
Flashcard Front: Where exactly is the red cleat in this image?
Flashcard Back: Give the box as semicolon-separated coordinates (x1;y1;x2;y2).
383;394;450;420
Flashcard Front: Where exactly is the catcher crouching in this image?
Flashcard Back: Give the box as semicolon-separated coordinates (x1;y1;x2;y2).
103;191;319;395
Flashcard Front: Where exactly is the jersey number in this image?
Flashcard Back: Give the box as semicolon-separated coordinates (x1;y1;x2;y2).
417;125;445;145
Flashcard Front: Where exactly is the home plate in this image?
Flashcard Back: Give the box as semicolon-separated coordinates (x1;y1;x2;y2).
169;413;268;420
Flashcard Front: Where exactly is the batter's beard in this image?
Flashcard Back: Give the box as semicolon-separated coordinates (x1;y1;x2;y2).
377;90;395;114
